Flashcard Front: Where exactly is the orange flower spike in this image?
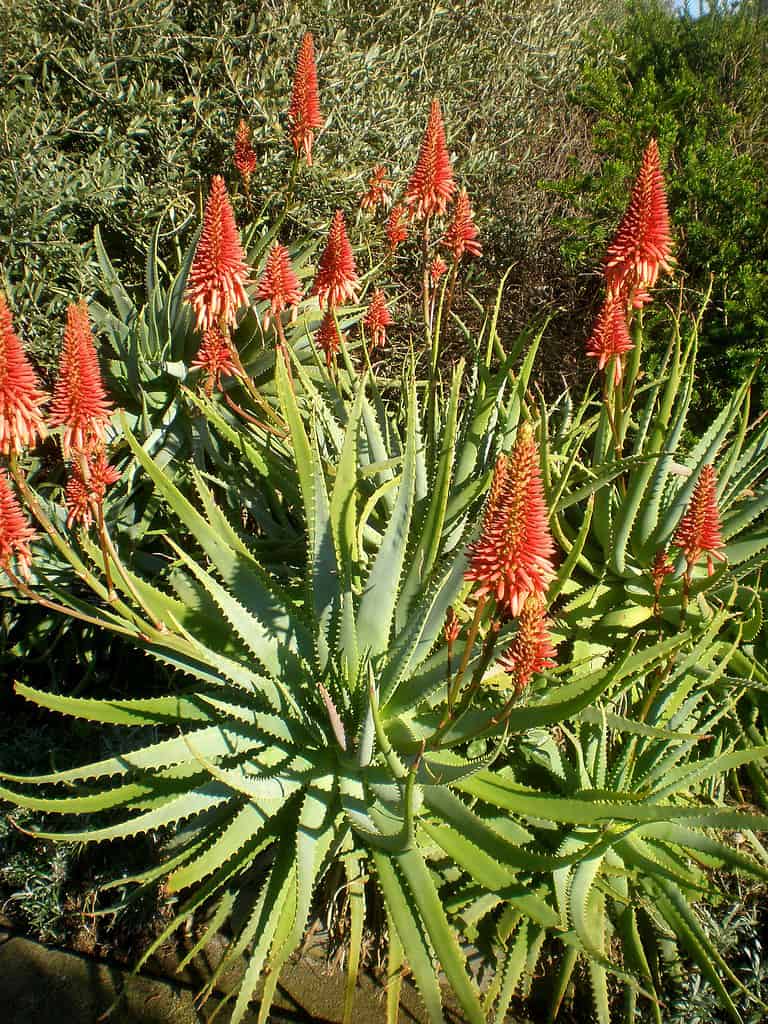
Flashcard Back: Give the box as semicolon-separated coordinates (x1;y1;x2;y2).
605;139;673;305
673;464;726;576
466;423;556;617
497;596;557;693
360;164;392;212
442;188;482;262
386;205;409;251
311;210;360;310
0;468;35;581
192;326;240;395
256;243;303;330
288;32;324;166
585;291;635;386
316;310;343;368
65;451;120;530
429;256;448;285
405;98;455;220
0;293;48;455
363;289;393;351
444;606;461;646
49;302;113;457
233;119;257;186
186;176;250;334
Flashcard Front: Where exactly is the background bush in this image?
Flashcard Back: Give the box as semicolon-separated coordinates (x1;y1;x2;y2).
1;0;622;374
552;0;768;416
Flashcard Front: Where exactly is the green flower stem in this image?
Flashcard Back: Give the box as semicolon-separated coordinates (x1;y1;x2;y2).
3;564;137;637
98;514;168;633
422;216;432;346
10;455;158;636
448;594;487;712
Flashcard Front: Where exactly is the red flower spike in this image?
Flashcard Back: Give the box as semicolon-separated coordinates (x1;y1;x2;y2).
651;548;675;596
429;256;448;284
444;607;461;646
256;243;303;330
405;99;455;220
233;119;257;185
360;165;392;212
311;210;360;310
363;289;393;351
49;302;113;457
386;205;409;251
0;293;48;455
65;451;120;530
192;326;240;395
186;176;250;334
497;596;557;693
316;310;343;368
442;188;481;262
585;291;635;386
0;468;35;581
672;464;725;576
288;32;323;166
605;139;673;304
466;423;556;617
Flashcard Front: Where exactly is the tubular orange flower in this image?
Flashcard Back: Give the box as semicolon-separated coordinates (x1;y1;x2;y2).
233;119;257;186
311;210;359;309
360;164;392;212
363;289;392;350
604;139;673;305
0;468;35;581
255;243;303;330
405;98;455;220
192;326;240;394
466;423;556;617
186;176;250;334
585;291;635;386
49;302;113;457
442;188;481;262
65;451;120;530
672;464;725;575
315;311;343;368
497;596;556;692
288;32;323;166
0;293;48;455
386;205;408;251
429;256;448;284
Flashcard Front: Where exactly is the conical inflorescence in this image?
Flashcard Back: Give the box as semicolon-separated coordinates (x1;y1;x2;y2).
186;176;250;334
49;302;113;457
497;596;557;692
405;99;455;220
0;468;35;581
673;464;725;576
605;138;672;306
585;291;635;385
363;289;392;351
311;210;359;310
466;423;556;617
0;293;48;455
256;243;303;330
288;32;323;166
442;188;481;262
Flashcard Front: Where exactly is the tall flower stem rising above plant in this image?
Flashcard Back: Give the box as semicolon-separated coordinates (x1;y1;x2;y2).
586;139;673;447
406;98;455;344
287;32;323;167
